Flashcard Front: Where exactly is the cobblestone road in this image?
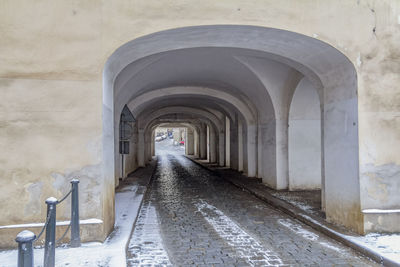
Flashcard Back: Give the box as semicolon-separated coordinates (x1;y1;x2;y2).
127;143;377;266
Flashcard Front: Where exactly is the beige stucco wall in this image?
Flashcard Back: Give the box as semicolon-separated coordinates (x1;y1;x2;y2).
0;0;399;246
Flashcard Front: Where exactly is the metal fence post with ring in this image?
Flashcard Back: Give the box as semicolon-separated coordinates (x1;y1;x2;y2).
43;197;57;267
70;179;81;247
15;230;36;267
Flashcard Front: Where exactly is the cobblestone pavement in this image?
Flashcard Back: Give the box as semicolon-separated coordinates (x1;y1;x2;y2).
205;166;326;219
127;148;378;266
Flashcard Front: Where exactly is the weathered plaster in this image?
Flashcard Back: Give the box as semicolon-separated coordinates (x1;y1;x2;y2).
24;182;43;217
0;77;103;245
51;163;102;220
361;163;400;210
1;0;399;246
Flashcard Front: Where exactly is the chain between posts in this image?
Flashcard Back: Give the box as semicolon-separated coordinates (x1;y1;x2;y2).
16;179;80;267
56;223;71;244
57;189;72;204
33;209;53;242
32;187;72;244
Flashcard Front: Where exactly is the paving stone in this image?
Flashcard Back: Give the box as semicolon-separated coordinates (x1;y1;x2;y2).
126;153;378;266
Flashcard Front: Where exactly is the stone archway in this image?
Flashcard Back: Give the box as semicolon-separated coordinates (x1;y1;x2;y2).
103;25;360;233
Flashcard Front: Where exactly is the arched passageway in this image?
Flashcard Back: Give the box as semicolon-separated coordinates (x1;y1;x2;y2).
103;25;360;233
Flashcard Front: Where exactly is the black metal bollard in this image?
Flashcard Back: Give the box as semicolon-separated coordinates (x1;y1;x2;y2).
16;230;36;267
70;179;81;247
43;197;57;267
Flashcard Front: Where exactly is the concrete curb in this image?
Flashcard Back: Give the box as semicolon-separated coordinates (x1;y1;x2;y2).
184;156;399;267
123;157;159;262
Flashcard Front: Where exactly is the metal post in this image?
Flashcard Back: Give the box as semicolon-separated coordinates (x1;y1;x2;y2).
16;230;36;267
70;179;80;247
44;197;57;267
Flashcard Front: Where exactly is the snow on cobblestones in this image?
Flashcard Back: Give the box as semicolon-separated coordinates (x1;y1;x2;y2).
278;218;346;253
349;233;400;262
195;199;286;266
318;242;344;253
278;219;319;241
300;214;400;263
127;202;171;266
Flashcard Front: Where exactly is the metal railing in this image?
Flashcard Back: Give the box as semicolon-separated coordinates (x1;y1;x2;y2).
15;179;80;267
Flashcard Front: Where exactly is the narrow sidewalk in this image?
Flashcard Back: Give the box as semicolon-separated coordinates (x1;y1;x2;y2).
185;156;400;267
0;158;157;267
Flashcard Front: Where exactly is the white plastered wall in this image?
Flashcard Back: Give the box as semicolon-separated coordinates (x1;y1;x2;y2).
288;77;322;190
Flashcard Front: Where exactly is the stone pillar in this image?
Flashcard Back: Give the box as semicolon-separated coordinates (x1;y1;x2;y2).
259;121;276;187
151;130;155;156
253;121;283;188
209;127;217;163
247;124;257;177
145;131;152;162
243;126;248;174
194;130;199;158
276;118;289;189
179;128;185;141
207;125;210;161
219;131;225;166
320;105;326;211
225;117;230;167
138;129;145;167
230;117;239;170
324;91;361;233
186;128;195;155
199;124;207;159
257;123;263;178
238;120;243;172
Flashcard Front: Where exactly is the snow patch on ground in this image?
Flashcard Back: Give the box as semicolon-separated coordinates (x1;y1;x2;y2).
290;202;314;212
319;242;343;253
278;218;346;253
300;214;400;263
278;219;319;241
349;233;400;263
0;185;144;267
271;194;315;213
196;200;285;266
127;202;171;266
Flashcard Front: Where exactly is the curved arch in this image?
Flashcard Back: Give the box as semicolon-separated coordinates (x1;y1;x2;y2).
103;25;360;232
151;122;199;135
131;95;236;125
130;87;256;174
146;116;218;163
138;106;223;133
145;115;216;136
150;121;199;157
128;86;256;125
105;25;356;101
